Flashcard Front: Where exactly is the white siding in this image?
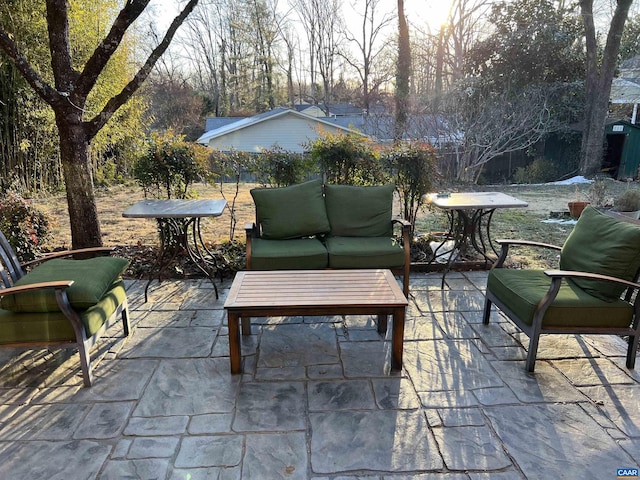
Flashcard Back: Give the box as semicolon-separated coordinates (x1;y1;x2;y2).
207;114;349;153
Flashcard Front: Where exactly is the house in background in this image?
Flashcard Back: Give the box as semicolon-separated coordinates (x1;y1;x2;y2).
196;107;367;153
198;105;459;152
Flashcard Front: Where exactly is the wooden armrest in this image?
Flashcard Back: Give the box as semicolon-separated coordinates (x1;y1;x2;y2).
392;218;412;228
544;270;640;291
492;239;561;269
244;222;259;238
21;247;115;268
496;239;562;251
0;280;74;297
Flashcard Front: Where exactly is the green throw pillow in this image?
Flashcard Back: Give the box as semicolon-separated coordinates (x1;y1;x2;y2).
560;206;640;302
0;257;129;312
324;183;395;237
251;178;330;240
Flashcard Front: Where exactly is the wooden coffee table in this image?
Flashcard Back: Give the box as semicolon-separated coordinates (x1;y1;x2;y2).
224;269;408;374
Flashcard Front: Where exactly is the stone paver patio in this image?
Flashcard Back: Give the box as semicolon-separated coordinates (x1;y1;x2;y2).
0;271;638;479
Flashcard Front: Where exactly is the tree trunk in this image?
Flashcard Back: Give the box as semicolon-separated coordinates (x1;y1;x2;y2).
394;0;411;141
55;110;102;248
579;0;633;176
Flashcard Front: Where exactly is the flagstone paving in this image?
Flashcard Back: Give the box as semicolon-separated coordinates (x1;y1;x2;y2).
0;271;639;479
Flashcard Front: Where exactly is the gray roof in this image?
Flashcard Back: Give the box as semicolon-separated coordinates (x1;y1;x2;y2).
204;117;244;131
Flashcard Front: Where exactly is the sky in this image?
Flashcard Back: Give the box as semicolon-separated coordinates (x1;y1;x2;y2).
148;0;451;37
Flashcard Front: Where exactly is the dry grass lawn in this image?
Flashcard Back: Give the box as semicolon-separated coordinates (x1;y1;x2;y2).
32;177;633;272
34;182;257;249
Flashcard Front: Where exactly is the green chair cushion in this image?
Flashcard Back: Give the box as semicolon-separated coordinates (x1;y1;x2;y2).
0;257;129;313
487;269;633;328
251;179;330;240
250;238;328;270
0;280;127;343
560;206;640;302
325;236;405;269
324;184;394;237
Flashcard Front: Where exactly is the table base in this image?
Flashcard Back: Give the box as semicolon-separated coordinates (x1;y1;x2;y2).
145;217;221;302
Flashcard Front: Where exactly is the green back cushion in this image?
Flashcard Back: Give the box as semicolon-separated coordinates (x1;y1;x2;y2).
325;184;394;237
251;179;330;240
560;206;640;301
0;257;129;312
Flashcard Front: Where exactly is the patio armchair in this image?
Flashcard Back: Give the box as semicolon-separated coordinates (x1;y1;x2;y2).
0;230;130;386
483;206;640;372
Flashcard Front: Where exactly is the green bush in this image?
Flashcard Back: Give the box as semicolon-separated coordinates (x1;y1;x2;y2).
513;158;561;184
382;142;440;237
0;191;51;262
307;132;386;185
132;130;210;199
253;146;317;187
614;188;640;211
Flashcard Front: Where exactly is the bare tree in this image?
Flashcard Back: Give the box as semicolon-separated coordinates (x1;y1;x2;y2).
579;0;634;176
444;0;492;83
0;0;198;248
316;0;343;113
340;0;396;113
182;0;285;115
293;0;319;103
181;2;225;116
444;82;569;182
412;0;491;106
293;0;343;111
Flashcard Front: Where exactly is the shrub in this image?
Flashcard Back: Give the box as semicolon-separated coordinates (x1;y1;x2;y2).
513;158;560;184
132;130;210;199
614;188;640;211
0;191;51;262
253;146;317;187
382;142;440;237
307;131;386;185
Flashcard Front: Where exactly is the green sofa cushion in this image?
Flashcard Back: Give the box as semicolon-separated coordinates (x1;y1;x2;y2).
0;257;129;313
325;236;405;269
0;280;127;343
324;184;394;237
487;269;633;328
560;206;640;302
250;238;328;270
251;179;330;240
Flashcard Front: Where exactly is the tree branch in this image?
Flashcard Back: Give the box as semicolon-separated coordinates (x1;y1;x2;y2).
0;28;61;105
84;0;199;139
46;0;78;93
75;0;151;97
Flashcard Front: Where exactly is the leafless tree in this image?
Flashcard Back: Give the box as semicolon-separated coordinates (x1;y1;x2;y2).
293;0;344;111
443;82;567;182
340;0;396;113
